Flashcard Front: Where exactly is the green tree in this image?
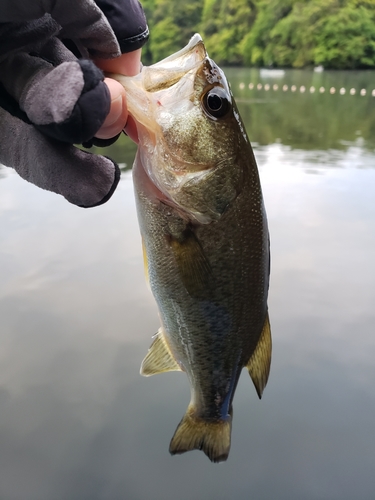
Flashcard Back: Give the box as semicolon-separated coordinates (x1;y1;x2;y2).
140;0;156;63
148;0;203;62
242;0;375;68
148;17;181;62
201;0;256;65
140;0;375;69
264;0;340;67
314;2;375;68
241;0;295;66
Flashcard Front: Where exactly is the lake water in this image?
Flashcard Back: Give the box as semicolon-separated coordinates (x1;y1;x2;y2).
1;68;375;499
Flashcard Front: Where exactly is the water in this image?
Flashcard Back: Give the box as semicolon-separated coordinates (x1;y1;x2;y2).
1;68;375;499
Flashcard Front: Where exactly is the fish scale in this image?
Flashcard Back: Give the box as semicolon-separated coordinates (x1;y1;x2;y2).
111;34;271;463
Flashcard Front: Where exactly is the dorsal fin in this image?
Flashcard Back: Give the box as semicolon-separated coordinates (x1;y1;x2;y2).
140;329;182;376
246;312;272;398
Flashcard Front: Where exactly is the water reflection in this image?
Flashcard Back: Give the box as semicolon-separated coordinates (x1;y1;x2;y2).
231;67;375;152
0;69;375;499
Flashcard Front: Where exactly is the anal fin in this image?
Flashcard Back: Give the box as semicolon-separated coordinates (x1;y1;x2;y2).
246;312;272;398
140;328;182;376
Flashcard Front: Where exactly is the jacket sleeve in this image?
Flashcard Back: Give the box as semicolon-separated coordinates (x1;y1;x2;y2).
95;0;149;53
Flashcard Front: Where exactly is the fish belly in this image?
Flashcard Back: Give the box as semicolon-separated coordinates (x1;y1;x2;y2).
133;152;271;462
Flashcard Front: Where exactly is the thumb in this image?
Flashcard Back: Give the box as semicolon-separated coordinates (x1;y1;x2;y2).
95;78;128;140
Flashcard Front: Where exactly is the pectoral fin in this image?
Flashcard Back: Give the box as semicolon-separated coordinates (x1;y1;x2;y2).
140;329;182;376
246;312;272;398
169;229;212;296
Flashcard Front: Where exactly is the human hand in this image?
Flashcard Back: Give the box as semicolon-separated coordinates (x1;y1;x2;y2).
95;50;141;144
0;0;148;207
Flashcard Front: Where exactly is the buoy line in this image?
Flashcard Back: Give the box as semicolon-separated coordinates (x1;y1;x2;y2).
238;82;374;96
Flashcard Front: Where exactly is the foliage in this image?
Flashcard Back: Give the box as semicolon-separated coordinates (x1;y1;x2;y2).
313;3;375;69
200;0;256;65
145;0;203;62
141;0;375;68
241;0;296;66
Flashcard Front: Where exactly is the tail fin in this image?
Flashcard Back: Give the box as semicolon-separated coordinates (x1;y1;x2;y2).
169;406;232;463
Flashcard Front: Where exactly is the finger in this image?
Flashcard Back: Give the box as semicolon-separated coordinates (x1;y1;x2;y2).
95;50;142;143
95;49;142;77
95;78;128;139
124;115;139;144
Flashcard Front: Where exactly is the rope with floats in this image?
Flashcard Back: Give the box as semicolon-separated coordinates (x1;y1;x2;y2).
239;82;374;96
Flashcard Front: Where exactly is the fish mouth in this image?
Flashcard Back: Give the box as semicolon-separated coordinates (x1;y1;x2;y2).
109;35;234;222
142;34;207;92
155;33;205;65
109;34;208;124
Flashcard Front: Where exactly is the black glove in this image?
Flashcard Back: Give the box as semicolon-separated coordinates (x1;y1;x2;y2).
0;0;148;208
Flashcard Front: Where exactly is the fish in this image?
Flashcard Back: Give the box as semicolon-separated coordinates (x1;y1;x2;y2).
111;34;271;463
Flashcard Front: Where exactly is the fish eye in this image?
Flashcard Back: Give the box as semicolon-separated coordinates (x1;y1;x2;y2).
202;87;230;119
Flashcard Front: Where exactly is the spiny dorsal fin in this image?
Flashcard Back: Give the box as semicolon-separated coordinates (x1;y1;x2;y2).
246;312;272;399
169;405;232;463
140;329;182;376
168;229;212;296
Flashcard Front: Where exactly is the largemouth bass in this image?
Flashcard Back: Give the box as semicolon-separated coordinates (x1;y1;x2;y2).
112;34;271;463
